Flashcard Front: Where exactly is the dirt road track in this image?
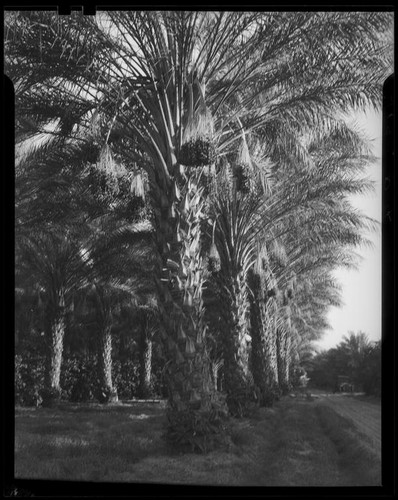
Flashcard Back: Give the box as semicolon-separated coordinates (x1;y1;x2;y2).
316;394;381;459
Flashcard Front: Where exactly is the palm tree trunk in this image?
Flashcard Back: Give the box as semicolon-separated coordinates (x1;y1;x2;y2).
152;168;228;450
95;289;117;403
138;319;153;399
217;271;253;416
42;291;66;406
284;333;292;390
276;293;294;395
248;270;279;406
265;325;280;397
276;326;291;395
248;271;271;406
98;323;118;403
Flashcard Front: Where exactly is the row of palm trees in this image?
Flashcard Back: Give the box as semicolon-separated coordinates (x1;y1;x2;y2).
14;136;158;403
8;10;392;450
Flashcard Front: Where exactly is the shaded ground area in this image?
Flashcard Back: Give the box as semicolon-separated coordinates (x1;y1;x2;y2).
14;396;381;486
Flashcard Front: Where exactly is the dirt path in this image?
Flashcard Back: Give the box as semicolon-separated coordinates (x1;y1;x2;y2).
244;399;358;486
314;394;381;460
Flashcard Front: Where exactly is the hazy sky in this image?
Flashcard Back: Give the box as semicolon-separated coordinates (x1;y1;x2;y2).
314;108;382;351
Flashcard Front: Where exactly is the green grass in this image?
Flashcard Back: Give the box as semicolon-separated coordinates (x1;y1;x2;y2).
14;398;381;486
15;402;168;482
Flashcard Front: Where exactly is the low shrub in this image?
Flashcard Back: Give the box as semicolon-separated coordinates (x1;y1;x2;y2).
164;391;231;453
16;344;166;406
15;352;45;407
259;386;280;408
164;407;230;454
61;353;98;402
40;387;62;407
112;358;140;400
95;385;118;404
226;382;260;418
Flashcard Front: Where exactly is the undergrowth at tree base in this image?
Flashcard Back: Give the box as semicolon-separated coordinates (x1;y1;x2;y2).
164;407;232;454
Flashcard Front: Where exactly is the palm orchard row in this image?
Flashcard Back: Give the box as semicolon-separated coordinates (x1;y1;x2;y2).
8;11;392;451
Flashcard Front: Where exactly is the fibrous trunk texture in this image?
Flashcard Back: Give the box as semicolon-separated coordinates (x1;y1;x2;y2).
265;323;280;397
216;270;254;416
138;317;153;399
248;270;279;406
95;289;118;403
43;290;66;406
276;326;291;395
151;167;228;450
98;324;118;402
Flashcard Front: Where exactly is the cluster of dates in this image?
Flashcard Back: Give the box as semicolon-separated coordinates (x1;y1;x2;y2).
178;137;217;168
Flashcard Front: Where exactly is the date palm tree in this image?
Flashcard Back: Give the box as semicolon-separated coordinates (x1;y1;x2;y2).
247;256;280;406
87;12;392;430
246;115;379;400
6;10;392;446
205;166;263;415
14;116;154;404
16;229;89;405
338;331;372;386
84;213;157;404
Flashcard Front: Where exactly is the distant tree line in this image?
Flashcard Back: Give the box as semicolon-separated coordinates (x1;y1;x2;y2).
307;332;381;396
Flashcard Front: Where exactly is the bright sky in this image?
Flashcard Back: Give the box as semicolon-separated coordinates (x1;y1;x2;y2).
314;108;382;351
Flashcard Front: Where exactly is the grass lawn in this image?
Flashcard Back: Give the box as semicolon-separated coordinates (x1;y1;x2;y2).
14;396;381;487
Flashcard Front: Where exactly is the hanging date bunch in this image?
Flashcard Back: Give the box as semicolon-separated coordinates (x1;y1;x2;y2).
179;77;216;168
99;144;120;194
85;144;121;203
233;130;252;194
83;109;106;166
130;165;146;201
179;137;216;168
208;219;221;273
124;165;147;213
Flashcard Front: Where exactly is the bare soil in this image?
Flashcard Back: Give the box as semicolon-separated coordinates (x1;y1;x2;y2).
313;392;381;460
